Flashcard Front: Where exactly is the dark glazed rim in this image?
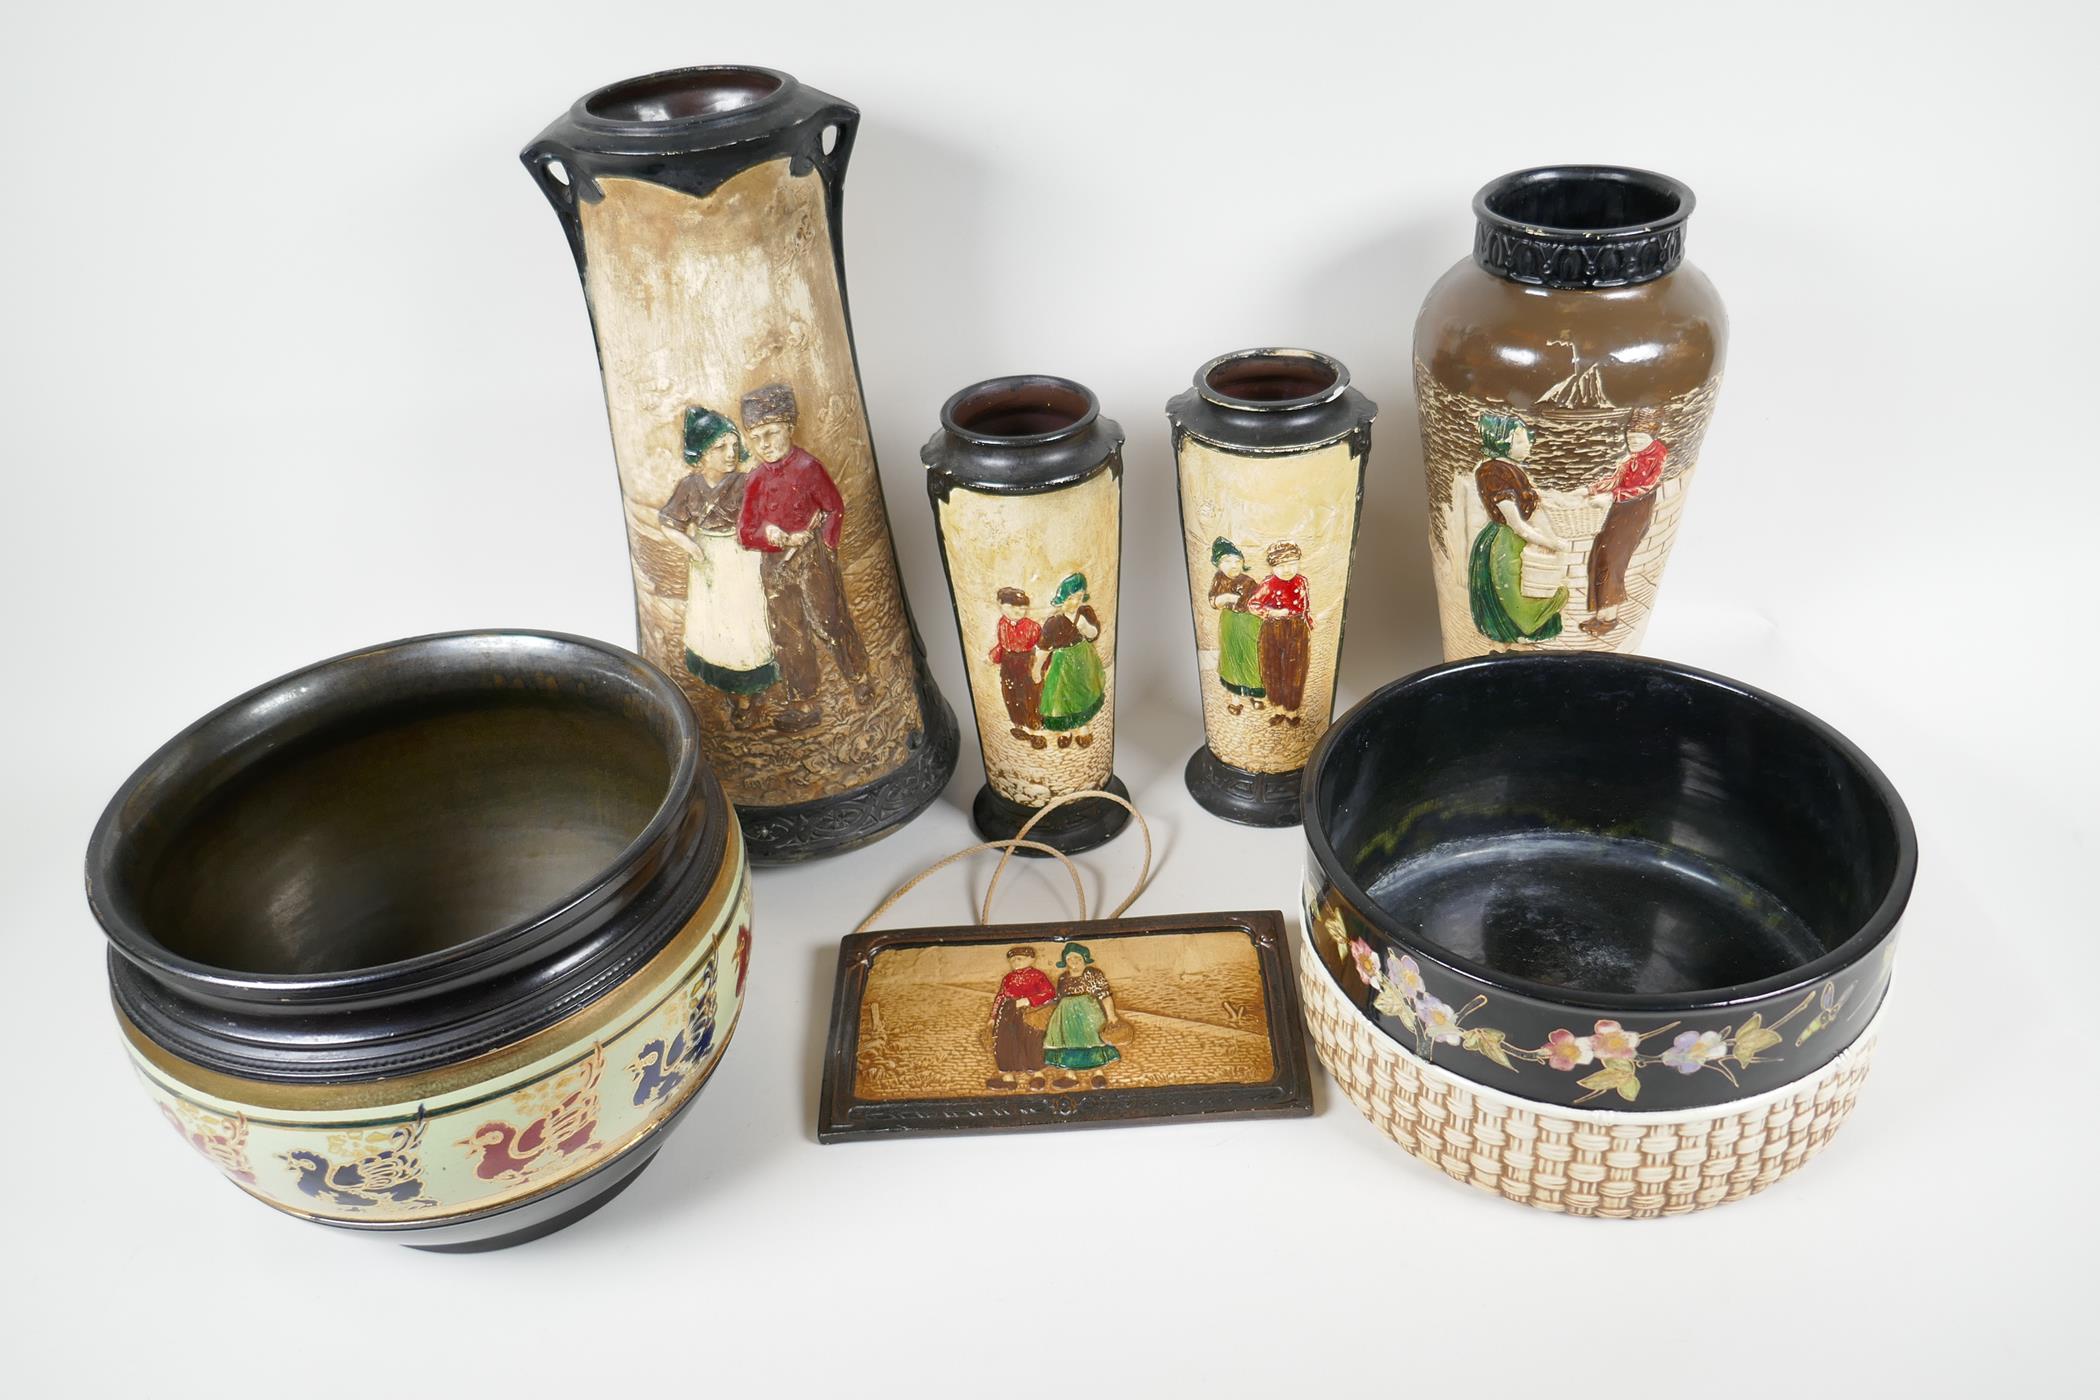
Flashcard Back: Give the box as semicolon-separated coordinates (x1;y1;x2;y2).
1301;654;1918;1015
569;65;797;139
1472;165;1695;289
86;630;703;1010
921;374;1126;496
938;374;1101;449
1196;347;1350;413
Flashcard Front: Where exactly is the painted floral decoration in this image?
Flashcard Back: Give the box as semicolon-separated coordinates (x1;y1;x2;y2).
1311;886;1851;1105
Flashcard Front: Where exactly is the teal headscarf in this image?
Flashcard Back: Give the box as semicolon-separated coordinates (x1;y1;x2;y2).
1477;412;1525;460
1211;537;1243;566
1052;573;1088;605
1059;942;1093;966
683;407;747;466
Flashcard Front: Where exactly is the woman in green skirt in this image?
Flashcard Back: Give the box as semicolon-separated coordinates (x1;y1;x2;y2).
1207;538;1265;714
1035;572;1106;749
1042;942;1120;1089
1466;412;1570;645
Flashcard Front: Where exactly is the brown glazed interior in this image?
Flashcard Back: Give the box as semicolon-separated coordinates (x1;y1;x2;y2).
946;379;1096;440
104;651;683;978
1204;352;1340;406
583;67;784;122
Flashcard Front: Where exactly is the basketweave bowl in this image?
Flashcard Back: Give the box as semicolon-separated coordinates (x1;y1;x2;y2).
1299;654;1914;1218
86;631;752;1250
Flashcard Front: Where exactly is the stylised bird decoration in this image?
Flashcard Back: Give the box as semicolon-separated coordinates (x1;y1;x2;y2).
462;1049;604;1182
283;1111;433;1210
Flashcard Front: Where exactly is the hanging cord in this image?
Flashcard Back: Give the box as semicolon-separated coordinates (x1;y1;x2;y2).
853;788;1153;934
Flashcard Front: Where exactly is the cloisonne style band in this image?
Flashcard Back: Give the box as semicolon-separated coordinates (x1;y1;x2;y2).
127;851;753;1230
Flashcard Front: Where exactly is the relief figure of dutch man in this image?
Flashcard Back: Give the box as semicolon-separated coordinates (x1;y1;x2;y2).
659;407;778;728
735;383;876;731
1579;405;1671;638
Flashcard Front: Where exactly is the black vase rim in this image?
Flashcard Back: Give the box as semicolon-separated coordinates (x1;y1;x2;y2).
570;64;800;136
937;374;1103;449
86;629;706;1012
1302;653;1918;1016
1194;347;1352;413
1472;165;1696;289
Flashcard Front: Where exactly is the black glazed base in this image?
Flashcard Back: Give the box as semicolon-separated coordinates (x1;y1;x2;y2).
738;673;961;865
1184;746;1303;828
971;775;1131;856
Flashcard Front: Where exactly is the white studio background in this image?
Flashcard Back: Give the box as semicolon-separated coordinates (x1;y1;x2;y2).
2;1;2089;1392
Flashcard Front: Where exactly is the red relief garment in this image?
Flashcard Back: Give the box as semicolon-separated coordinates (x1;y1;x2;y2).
988;616;1043;663
1249;574;1310;616
1597;441;1668;502
736;446;847;551
997;968;1056;1008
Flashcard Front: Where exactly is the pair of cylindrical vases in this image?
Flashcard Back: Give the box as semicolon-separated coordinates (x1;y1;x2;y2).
917;351;1377;850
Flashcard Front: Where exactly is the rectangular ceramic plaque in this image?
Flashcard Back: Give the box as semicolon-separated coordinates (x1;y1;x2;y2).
819;910;1312;1141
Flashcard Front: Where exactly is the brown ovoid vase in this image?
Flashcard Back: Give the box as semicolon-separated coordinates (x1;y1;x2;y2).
1414;166;1727;660
1167;348;1376;827
921;376;1131;855
523;66;958;863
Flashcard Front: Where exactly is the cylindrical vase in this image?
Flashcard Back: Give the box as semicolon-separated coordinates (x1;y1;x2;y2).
523;66;958;863
1167;348;1376;826
921;376;1130;855
1414;166;1727;659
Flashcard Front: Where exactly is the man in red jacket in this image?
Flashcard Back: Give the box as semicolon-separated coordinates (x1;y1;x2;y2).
736;382;874;731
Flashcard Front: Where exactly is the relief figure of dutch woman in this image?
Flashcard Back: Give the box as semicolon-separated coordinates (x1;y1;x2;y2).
736;383;876;731
1249;542;1312;726
1579;405;1671;637
1208;538;1265;716
1036;573;1105;749
1042;942;1120;1089
658;407;777;728
987;587;1047;750
1467;413;1571;645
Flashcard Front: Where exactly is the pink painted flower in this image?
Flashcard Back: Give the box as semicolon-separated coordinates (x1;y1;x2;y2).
1348;938;1382;988
1386;951;1426;999
1590;1019;1642;1061
1416;995;1464;1045
1661;1029;1729;1074
1543;1028;1594;1071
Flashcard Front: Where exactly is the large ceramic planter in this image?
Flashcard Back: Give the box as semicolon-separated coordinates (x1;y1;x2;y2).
524;66;958;863
1415;166;1727;659
86;632;752;1250
922;376;1131;855
1167;348;1376;826
1299;655;1914;1217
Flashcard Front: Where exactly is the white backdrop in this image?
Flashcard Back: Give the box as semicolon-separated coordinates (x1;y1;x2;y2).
3;1;2090;1392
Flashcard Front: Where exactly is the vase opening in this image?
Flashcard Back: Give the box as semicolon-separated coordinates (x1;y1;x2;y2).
583;66;785;123
1199;349;1347;411
96;643;687;979
1479;167;1688;236
944;376;1099;443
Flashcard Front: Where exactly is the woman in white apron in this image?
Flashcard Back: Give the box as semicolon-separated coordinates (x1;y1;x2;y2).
658;407;778;727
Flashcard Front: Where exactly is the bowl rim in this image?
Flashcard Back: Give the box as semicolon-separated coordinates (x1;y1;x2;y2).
1301;653;1918;1015
85;628;704;1005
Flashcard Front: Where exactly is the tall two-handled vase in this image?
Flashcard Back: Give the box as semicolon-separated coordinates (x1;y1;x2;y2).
524;66;958;863
921;376;1131;855
1167;349;1377;827
1415;166;1727;660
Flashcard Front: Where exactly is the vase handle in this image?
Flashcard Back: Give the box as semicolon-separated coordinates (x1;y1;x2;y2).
520;141;593;213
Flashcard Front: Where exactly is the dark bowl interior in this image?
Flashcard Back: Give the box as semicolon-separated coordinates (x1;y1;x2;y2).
944;377;1096;440
584;67;783;122
1309;657;1909;1001
1204;352;1339;405
98;637;685;978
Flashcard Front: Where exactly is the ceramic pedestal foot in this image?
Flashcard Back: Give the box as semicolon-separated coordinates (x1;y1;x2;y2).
1183;745;1301;827
972;774;1131;856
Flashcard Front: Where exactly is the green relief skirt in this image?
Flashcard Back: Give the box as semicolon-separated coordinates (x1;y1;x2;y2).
1043;994;1120;1071
1039;642;1106;730
1218;608;1264;697
1468;522;1566;644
